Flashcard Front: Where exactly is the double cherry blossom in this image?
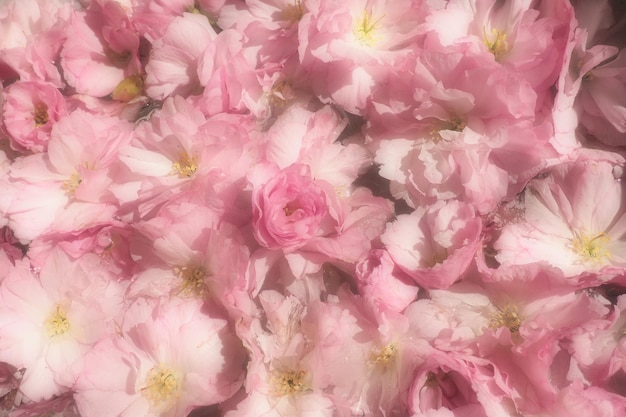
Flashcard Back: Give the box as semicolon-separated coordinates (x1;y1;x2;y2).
1;0;626;416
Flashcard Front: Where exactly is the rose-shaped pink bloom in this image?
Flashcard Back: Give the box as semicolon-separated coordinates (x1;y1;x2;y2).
2;80;67;153
250;163;338;252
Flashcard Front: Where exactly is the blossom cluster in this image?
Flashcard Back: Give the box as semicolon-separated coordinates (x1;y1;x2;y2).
0;0;625;416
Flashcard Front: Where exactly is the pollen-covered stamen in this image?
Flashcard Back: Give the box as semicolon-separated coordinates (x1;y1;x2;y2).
173;265;207;296
270;368;306;397
282;0;305;23
483;28;509;60
353;11;384;47
370;343;398;368
142;366;180;406
489;304;521;333
62;173;82;196
45;305;70;337
171;152;198;178
33;102;49;127
572;232;611;263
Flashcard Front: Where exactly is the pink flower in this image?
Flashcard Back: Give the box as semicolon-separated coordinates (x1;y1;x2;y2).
250;162;339;252
1;108;132;242
144;13;218;99
0;250;126;403
355;249;419;313
382;200;482;289
1;80;68;153
60;2;141;97
0;0;72;87
495;159;626;280
74;298;246;417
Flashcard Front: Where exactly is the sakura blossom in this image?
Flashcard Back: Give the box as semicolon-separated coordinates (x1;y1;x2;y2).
1;0;626;415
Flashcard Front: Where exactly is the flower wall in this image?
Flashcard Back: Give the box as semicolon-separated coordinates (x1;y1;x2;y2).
0;0;626;416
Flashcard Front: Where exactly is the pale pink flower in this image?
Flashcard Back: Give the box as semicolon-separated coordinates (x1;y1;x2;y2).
114;107;256;219
1;80;68;153
382;200;482;289
262;102;371;189
60;2;141;97
126;199;252;317
425;0;567;93
355;249;419;313
1;109;132;242
74;298;245;417
144;13;218;99
0;0;72;87
298;0;432;113
495;159;626;280
0;250;126;403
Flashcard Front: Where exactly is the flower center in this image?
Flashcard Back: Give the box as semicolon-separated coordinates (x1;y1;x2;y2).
172;152;198;178
282;0;305;23
62;173;82;196
489;304;521;333
370;343;398;368
173;265;207;296
45;305;70;337
483;28;508;60
33;102;49;127
270;368;306;397
572;232;611;264
142;366;180;406
353;11;384;47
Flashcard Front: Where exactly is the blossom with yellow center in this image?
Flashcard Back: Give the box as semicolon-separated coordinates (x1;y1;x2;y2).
173;265;207;297
142;365;180;406
45;305;70;337
270;368;307;397
353;11;384;47
489;304;521;334
62;173;82;196
370;343;398;368
572;232;611;264
483;28;509;60
171;152;199;178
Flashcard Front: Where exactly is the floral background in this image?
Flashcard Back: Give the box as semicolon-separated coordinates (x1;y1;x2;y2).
0;0;625;416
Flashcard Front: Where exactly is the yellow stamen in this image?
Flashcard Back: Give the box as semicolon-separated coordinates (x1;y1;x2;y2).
483;28;508;60
370;343;398;368
173;265;207;297
572;232;611;263
142;366;180;406
353;11;384;47
62;173;82;196
270;368;306;397
171;152;198;178
489;304;521;333
45;305;70;337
